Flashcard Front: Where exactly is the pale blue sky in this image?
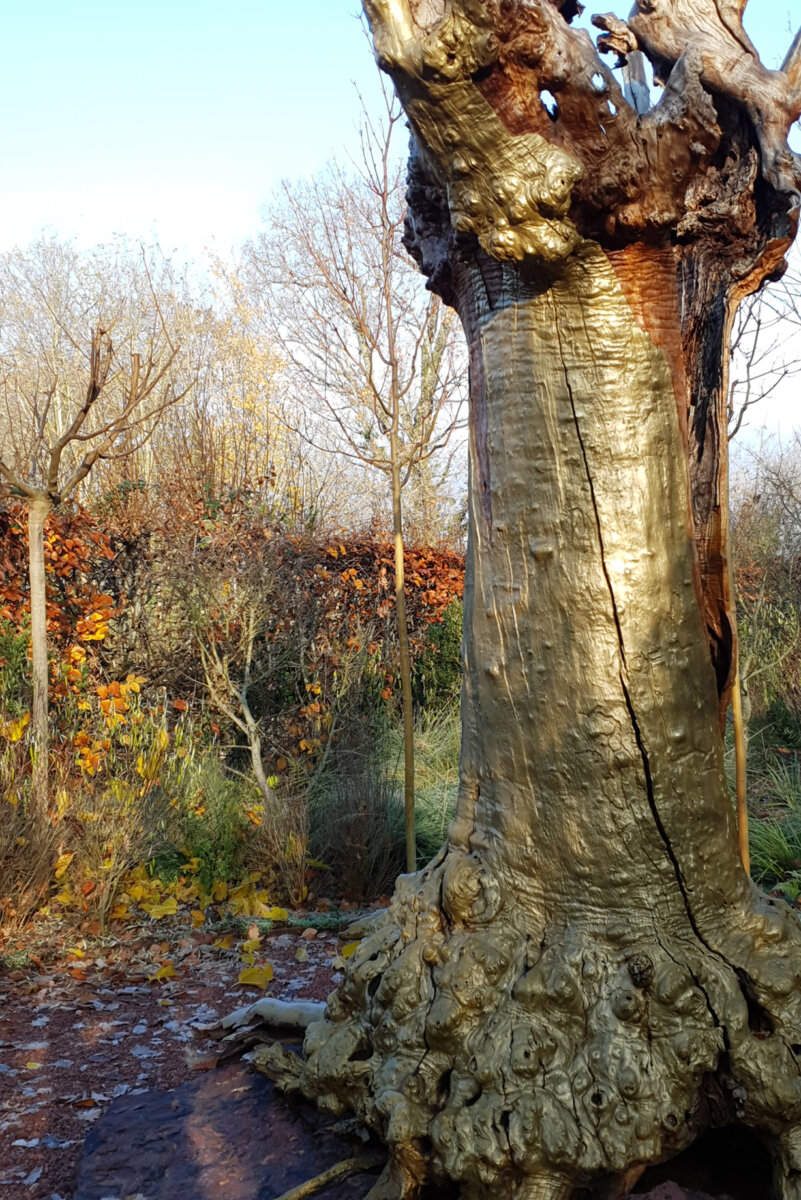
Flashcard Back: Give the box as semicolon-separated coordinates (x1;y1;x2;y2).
0;1;797;256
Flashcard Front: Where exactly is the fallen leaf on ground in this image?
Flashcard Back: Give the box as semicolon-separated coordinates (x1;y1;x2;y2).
237;964;274;989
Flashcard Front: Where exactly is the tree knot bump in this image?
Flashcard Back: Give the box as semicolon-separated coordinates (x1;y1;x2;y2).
627;953;655;991
592;12;639;65
445;135;582;262
441;851;501;925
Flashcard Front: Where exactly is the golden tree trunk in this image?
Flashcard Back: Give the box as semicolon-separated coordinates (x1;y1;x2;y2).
258;242;801;1199
253;1;801;1194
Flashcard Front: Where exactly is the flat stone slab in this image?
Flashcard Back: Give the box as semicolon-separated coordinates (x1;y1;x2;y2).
73;1063;379;1200
73;1063;745;1200
632;1187;724;1200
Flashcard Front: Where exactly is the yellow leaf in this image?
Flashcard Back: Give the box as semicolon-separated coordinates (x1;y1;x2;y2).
3;711;31;742
341;941;360;959
237;963;274;989
262;906;288;922
240;951;256;966
143;897;178;919
55;888;74;906
151;962;176;982
214;935;235;951
110;903;130;921
25;1061;42;1070
190;909;206;928
69;947;85;959
296;946;309;963
212;880;228;902
129;884;146;902
241;938;261;953
54;851;75;880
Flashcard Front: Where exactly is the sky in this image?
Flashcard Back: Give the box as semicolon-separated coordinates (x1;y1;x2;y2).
0;0;797;259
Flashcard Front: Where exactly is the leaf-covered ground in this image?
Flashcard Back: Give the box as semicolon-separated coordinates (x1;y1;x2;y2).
0;908;358;1200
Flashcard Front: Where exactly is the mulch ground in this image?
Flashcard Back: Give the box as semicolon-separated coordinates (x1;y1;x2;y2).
0;916;344;1200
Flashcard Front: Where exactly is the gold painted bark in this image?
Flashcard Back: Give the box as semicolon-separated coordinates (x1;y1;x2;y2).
252;2;801;1196
259;243;801;1199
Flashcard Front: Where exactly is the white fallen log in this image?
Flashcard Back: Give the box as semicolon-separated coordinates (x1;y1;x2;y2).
221;997;325;1032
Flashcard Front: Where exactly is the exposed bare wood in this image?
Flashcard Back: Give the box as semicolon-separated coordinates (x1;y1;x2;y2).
221;998;326;1033
783;26;801;91
625;0;801;196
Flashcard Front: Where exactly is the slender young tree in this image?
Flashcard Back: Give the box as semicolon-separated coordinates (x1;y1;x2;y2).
0;243;189;812
246;85;465;872
250;3;801;1198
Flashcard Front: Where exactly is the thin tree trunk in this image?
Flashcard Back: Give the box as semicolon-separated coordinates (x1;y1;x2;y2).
392;453;416;874
732;656;750;874
27;494;51;816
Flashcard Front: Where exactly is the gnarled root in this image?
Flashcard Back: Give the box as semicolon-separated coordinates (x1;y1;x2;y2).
254;846;801;1199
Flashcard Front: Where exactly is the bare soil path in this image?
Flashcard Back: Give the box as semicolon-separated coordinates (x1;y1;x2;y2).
0;915;343;1200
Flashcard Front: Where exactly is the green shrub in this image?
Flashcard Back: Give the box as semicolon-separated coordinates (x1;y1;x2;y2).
413;599;463;708
386;700;459;863
163;756;251;892
0;618;31;718
308;701;460;899
749;756;801;898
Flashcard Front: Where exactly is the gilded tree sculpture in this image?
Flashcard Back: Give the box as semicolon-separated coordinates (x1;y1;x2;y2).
254;3;801;1197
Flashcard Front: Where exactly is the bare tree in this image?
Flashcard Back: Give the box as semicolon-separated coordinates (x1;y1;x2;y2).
245;85;466;872
729;253;801;440
0;240;190;812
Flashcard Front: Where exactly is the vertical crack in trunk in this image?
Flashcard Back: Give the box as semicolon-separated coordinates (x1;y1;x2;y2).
552;301;749;1039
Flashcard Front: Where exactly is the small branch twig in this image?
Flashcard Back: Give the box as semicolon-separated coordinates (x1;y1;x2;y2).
268;1155;386;1200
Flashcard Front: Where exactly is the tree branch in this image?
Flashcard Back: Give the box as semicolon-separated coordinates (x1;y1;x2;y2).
46;329;112;496
0;458;36;500
783;26;801;91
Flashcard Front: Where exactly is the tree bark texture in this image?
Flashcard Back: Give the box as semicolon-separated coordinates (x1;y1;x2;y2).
255;3;801;1197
